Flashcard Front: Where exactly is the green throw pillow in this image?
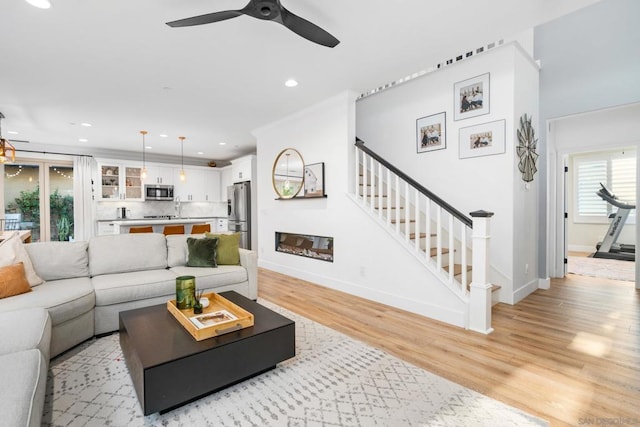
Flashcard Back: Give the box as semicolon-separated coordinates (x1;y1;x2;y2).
186;237;218;268
204;232;240;265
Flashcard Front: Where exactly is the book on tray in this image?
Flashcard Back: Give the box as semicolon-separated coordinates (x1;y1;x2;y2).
189;310;238;329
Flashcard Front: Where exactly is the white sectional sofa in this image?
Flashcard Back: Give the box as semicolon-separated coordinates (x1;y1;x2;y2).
0;308;51;427
0;232;257;426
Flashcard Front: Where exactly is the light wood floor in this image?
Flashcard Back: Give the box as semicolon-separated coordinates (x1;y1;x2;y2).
258;268;639;427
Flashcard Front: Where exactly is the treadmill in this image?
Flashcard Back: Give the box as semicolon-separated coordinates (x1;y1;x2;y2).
593;183;635;261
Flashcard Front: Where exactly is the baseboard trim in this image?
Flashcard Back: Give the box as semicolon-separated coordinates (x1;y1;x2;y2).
538;277;551;290
258;259;466;328
568;244;594;253
513;278;540;303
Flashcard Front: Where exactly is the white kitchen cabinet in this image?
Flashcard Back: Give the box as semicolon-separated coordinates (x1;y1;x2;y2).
203;169;221;201
220;167;233;199
98;162;143;201
214;218;228;232
231;155;256;183
173;167;221;202
143;165;173;185
97;222;116;236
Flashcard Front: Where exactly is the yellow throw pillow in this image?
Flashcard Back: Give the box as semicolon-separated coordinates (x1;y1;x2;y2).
204;232;241;265
0;232;44;287
0;263;32;299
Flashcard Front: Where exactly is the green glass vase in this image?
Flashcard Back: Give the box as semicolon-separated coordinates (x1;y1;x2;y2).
176;276;196;309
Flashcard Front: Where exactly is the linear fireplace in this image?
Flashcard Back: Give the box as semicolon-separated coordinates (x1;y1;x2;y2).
275;232;333;262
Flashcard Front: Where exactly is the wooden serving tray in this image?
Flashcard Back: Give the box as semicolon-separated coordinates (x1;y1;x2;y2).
167;292;254;341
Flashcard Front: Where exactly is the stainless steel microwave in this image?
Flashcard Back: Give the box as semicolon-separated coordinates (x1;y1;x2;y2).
144;185;174;201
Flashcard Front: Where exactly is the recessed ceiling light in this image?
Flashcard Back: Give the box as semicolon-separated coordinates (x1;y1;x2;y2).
219;142;227;146
284;79;298;87
159;134;168;138
7;131;18;135
197;151;204;155
81;122;92;127
78;138;88;142
25;0;51;9
145;146;152;150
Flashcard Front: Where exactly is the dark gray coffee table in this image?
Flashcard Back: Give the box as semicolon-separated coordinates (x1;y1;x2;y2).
119;291;295;415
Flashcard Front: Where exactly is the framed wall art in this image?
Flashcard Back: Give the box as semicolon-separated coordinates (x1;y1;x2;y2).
454;73;490;121
303;162;326;198
458;119;505;159
416;112;446;153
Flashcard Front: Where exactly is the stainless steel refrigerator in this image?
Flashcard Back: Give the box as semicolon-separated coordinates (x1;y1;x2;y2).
227;182;251;249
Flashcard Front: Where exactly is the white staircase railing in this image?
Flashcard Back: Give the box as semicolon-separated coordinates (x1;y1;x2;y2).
353;140;494;333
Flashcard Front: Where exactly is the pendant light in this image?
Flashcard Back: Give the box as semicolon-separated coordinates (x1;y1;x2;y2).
284;152;291;191
0;113;16;164
179;136;186;182
140;130;148;180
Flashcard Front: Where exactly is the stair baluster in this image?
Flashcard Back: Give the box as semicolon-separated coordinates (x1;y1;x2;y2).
352;140;494;333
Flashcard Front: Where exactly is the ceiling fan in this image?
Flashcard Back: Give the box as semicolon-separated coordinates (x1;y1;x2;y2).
166;0;340;48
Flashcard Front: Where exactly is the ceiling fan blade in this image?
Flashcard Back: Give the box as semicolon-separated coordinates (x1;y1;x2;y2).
166;10;243;28
280;7;339;48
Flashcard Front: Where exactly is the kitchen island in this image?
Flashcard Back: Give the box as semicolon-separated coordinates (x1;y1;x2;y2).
97;217;227;235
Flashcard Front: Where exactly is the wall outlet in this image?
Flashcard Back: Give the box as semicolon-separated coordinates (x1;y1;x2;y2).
359;266;366;277
525;263;529;275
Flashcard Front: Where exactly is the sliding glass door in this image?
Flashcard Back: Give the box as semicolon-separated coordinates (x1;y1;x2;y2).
2;160;74;242
48;165;74;241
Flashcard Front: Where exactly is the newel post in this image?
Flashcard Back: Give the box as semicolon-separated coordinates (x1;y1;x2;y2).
469;210;494;334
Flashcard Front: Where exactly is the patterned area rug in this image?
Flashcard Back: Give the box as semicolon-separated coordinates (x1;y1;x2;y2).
42;301;547;426
568;255;635;282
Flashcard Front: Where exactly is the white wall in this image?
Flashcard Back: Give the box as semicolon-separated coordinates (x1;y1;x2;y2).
512;47;541;301
356;43;540;303
255;92;467;327
535;0;640;278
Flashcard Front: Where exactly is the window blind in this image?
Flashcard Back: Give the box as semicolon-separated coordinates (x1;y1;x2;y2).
573;150;636;223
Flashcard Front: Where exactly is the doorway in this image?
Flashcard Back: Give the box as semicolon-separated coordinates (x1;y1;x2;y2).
566;148;636;282
2;159;74;242
547;103;639;287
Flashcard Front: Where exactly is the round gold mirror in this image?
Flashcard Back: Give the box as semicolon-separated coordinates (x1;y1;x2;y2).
272;148;304;199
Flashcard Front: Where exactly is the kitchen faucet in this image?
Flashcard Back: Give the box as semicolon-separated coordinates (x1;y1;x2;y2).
175;196;181;218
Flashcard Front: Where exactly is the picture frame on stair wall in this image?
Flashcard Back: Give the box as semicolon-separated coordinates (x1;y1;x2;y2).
454;72;490;121
416;111;446;153
458;119;506;159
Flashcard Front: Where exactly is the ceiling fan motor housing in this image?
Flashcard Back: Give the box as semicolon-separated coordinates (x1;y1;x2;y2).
255;1;280;20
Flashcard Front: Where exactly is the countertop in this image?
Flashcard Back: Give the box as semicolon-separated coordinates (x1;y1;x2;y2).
97;217;226;225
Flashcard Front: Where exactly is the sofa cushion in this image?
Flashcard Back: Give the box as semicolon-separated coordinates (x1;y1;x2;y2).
0;263;32;299
187;237;218;268
92;269;177;306
89;233;168;276
205;232;241;265
24;241;89;281
0;278;95;326
0;349;47;427
0;308;51;361
167;234;202;267
169;265;247;289
0;232;44;287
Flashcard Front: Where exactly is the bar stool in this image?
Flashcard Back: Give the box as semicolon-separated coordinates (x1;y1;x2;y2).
163;225;185;236
191;224;211;234
129;226;153;233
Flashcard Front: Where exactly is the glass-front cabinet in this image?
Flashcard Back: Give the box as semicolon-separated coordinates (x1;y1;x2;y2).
99;163;143;201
